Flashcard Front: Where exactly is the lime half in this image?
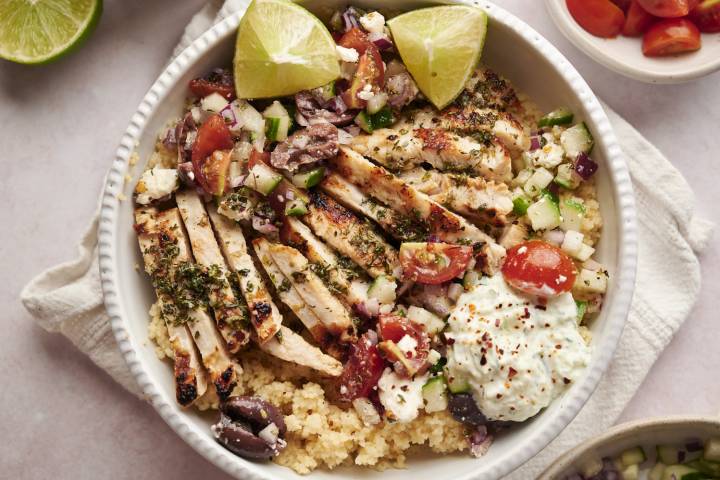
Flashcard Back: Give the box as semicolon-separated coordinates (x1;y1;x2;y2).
234;0;341;99
0;0;102;65
388;5;488;110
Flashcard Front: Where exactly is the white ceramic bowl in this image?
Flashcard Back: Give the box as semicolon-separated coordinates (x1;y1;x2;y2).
539;416;720;479
98;1;637;479
545;0;720;84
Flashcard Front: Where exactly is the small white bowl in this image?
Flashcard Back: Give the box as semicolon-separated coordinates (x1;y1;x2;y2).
539;416;720;479
545;0;720;83
98;1;637;479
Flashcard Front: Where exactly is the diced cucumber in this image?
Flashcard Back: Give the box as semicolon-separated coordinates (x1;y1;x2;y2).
575;300;588;324
523;168;554;197
620;447;647;467
367;275;397;304
538;107;574;128
407;306;445;335
244;162;283;196
422;376;448;413
561;122;594;158
658;445;684;465
661;465;699;480
561;230;585;256
704;438;720;462
512;195;531;216
554;163;580;189
447;372;471;394
291;166;326;189
579;457;604;477
367;92;388;114
463;270;481;290
201;92;229;113
575;243;596;262
687;459;720;477
621;463;640;480
370;105;394;129
527;194;561;231
560;199;586;232
284;199;308;217
574;268;608;294
263;101;291;141
648;463;666;480
320;80;335;101
355;111;374;133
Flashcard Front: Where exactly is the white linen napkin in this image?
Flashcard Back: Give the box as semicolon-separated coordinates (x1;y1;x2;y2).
20;1;714;477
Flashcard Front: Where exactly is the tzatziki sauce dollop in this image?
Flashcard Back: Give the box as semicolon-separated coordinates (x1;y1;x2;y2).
446;274;591;422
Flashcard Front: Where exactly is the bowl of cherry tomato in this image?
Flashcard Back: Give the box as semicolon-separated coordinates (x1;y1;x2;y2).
545;0;720;83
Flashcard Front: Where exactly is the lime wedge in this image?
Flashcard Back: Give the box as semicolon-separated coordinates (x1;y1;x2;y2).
387;5;488;110
0;0;102;65
234;0;340;99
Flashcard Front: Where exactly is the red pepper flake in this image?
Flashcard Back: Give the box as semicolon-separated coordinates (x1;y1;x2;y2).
480;355;487;366
555;344;562;350
563;377;571;385
508;367;518;379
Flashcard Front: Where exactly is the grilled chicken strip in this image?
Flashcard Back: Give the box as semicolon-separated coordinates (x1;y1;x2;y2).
305;190;401;278
320;172;427;242
136;207;239;400
398;167;513;227
135;207;207;406
349;126;512;182
175;190;253;351
207;208;283;345
330;147;506;274
259;326;343;377
256;238;354;339
281;217;370;310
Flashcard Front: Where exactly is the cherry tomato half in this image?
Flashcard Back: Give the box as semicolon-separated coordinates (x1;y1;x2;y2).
623;0;658;36
501;240;577;297
342;46;384;109
637;0;697;17
378;315;430;377
191;114;234;195
689;0;720;32
399;242;473;285
567;0;626;38
611;0;632;11
642;18;702;56
338;27;373;55
189;68;236;100
337;331;386;402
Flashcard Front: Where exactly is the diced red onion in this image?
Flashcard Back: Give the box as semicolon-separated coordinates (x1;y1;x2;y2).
163;128;177;150
286;190;295;200
326;95;348;114
230;174;246;189
543;229;565;246
252;216;278;235
364;297;380;316
219;103;237;127
368;31;394;50
177;162;196;187
575;153;598;180
396;280;414;297
338;128;354;145
342;9;360;31
448;283;463;301
469;426;493;458
343;125;361;137
427;235;441;243
529;135;542;151
365;329;379;345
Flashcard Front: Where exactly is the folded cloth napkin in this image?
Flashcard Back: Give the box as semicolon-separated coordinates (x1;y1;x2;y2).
20;1;715;477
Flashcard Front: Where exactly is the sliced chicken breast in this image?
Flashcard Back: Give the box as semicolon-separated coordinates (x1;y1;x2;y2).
259;326;343;377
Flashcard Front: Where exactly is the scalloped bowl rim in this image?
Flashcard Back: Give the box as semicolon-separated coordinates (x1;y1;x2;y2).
98;1;637;479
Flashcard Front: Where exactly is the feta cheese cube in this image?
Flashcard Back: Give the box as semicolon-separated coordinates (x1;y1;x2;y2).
359;11;385;33
336;45;359;63
135;167;179;205
201;92;229;113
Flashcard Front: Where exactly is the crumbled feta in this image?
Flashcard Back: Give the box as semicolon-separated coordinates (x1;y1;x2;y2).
529;135;565;169
359;11;386;33
135;167;179;205
397;335;418;355
378;368;428;423
427;349;441;365
561;230;585;257
357;83;374;101
336;45;359;63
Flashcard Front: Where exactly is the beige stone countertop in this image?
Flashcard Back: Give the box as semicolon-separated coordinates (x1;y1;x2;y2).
1;0;718;478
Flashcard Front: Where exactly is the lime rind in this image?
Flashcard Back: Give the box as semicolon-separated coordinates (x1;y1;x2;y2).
0;0;103;65
388;5;488;110
234;0;341;99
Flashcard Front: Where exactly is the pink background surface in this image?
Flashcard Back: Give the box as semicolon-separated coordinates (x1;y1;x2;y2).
1;0;718;478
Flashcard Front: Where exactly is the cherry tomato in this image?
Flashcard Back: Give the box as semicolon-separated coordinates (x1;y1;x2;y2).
191;114;234;195
689;0;720;32
501;240;577;297
189;68;236;100
247;148;271;168
338;27;373;54
642;18;702;56
623;0;658;35
637;0;697;17
567;0;626;38
202;150;233;196
378;315;430;377
341;46;384;109
399;242;473;285
611;0;632;11
337;331;386;402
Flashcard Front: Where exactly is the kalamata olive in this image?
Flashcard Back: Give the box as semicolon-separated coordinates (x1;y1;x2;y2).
212;396;287;460
448;393;487;427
